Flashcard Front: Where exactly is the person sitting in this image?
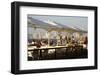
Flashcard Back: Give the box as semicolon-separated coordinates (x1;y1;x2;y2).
35;40;42;48
84;36;88;48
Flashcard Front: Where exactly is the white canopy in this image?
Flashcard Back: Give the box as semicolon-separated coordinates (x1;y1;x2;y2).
28;16;87;33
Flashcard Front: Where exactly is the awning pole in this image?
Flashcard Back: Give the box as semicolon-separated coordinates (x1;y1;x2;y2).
57;32;59;46
47;31;50;47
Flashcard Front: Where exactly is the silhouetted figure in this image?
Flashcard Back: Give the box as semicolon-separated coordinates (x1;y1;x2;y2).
36;40;41;48
84;36;88;48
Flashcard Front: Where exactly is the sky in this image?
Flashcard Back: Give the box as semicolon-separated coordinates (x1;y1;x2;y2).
28;14;88;39
28;14;88;31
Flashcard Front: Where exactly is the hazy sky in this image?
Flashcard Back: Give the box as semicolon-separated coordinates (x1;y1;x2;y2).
28;14;88;39
28;14;88;31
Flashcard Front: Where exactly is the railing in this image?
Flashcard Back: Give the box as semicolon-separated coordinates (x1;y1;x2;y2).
28;45;87;60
